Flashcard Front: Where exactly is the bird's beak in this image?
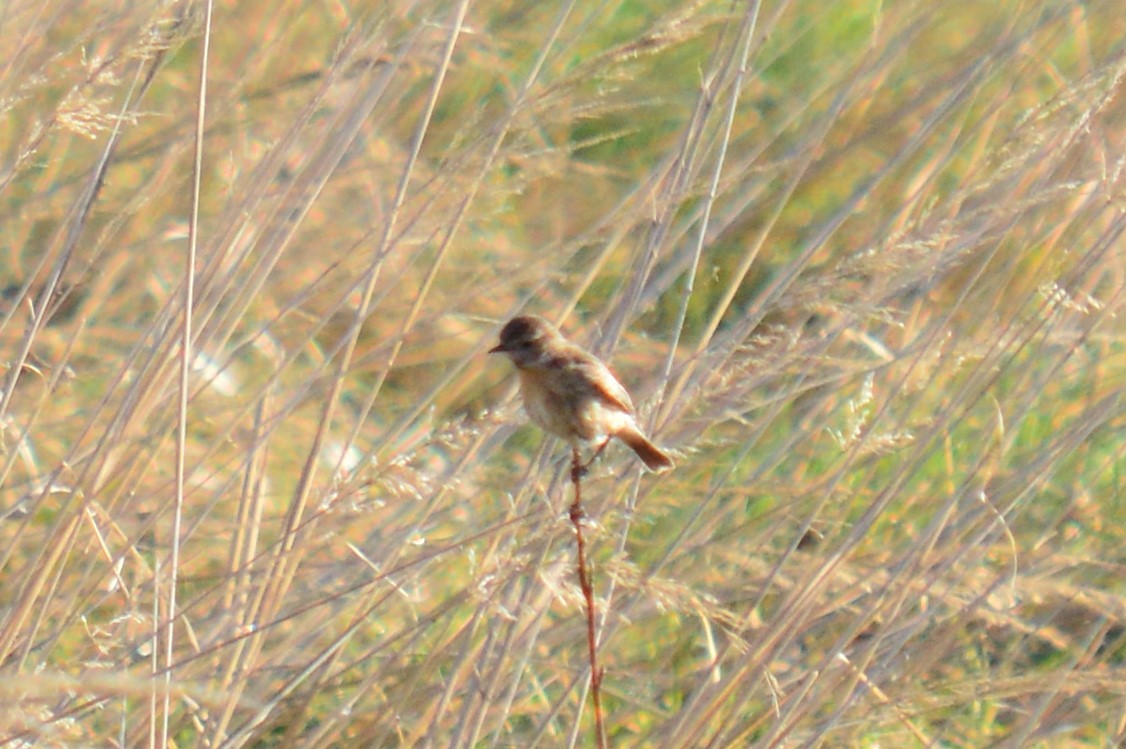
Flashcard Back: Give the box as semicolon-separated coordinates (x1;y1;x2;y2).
488;343;506;354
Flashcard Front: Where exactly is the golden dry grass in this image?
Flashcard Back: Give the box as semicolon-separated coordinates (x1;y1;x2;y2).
0;0;1124;746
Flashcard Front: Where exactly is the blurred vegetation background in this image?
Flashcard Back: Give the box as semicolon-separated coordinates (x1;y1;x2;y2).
1;0;1124;746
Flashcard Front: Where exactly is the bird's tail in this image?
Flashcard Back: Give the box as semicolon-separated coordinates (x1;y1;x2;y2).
619;427;674;472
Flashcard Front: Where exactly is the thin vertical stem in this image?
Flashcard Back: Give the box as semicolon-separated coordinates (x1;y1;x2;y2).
163;1;212;745
570;448;607;749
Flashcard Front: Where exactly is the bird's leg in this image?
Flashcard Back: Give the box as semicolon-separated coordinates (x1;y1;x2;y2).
579;438;611;475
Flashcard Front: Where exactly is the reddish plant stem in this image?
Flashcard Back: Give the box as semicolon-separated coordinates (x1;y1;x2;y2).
571;448;607;749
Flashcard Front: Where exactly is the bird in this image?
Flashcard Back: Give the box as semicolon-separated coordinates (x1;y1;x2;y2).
489;315;673;472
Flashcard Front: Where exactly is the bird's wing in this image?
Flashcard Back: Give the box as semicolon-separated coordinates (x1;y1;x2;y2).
587;357;635;413
538;345;637;414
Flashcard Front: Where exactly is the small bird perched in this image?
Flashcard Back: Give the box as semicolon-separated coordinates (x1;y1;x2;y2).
489;315;674;472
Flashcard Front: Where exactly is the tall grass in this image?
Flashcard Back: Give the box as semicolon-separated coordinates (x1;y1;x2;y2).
1;0;1123;746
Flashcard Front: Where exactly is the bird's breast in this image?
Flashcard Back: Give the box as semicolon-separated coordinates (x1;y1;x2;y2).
517;368;635;443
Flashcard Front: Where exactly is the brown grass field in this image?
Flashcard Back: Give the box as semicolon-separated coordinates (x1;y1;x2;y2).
0;0;1124;746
